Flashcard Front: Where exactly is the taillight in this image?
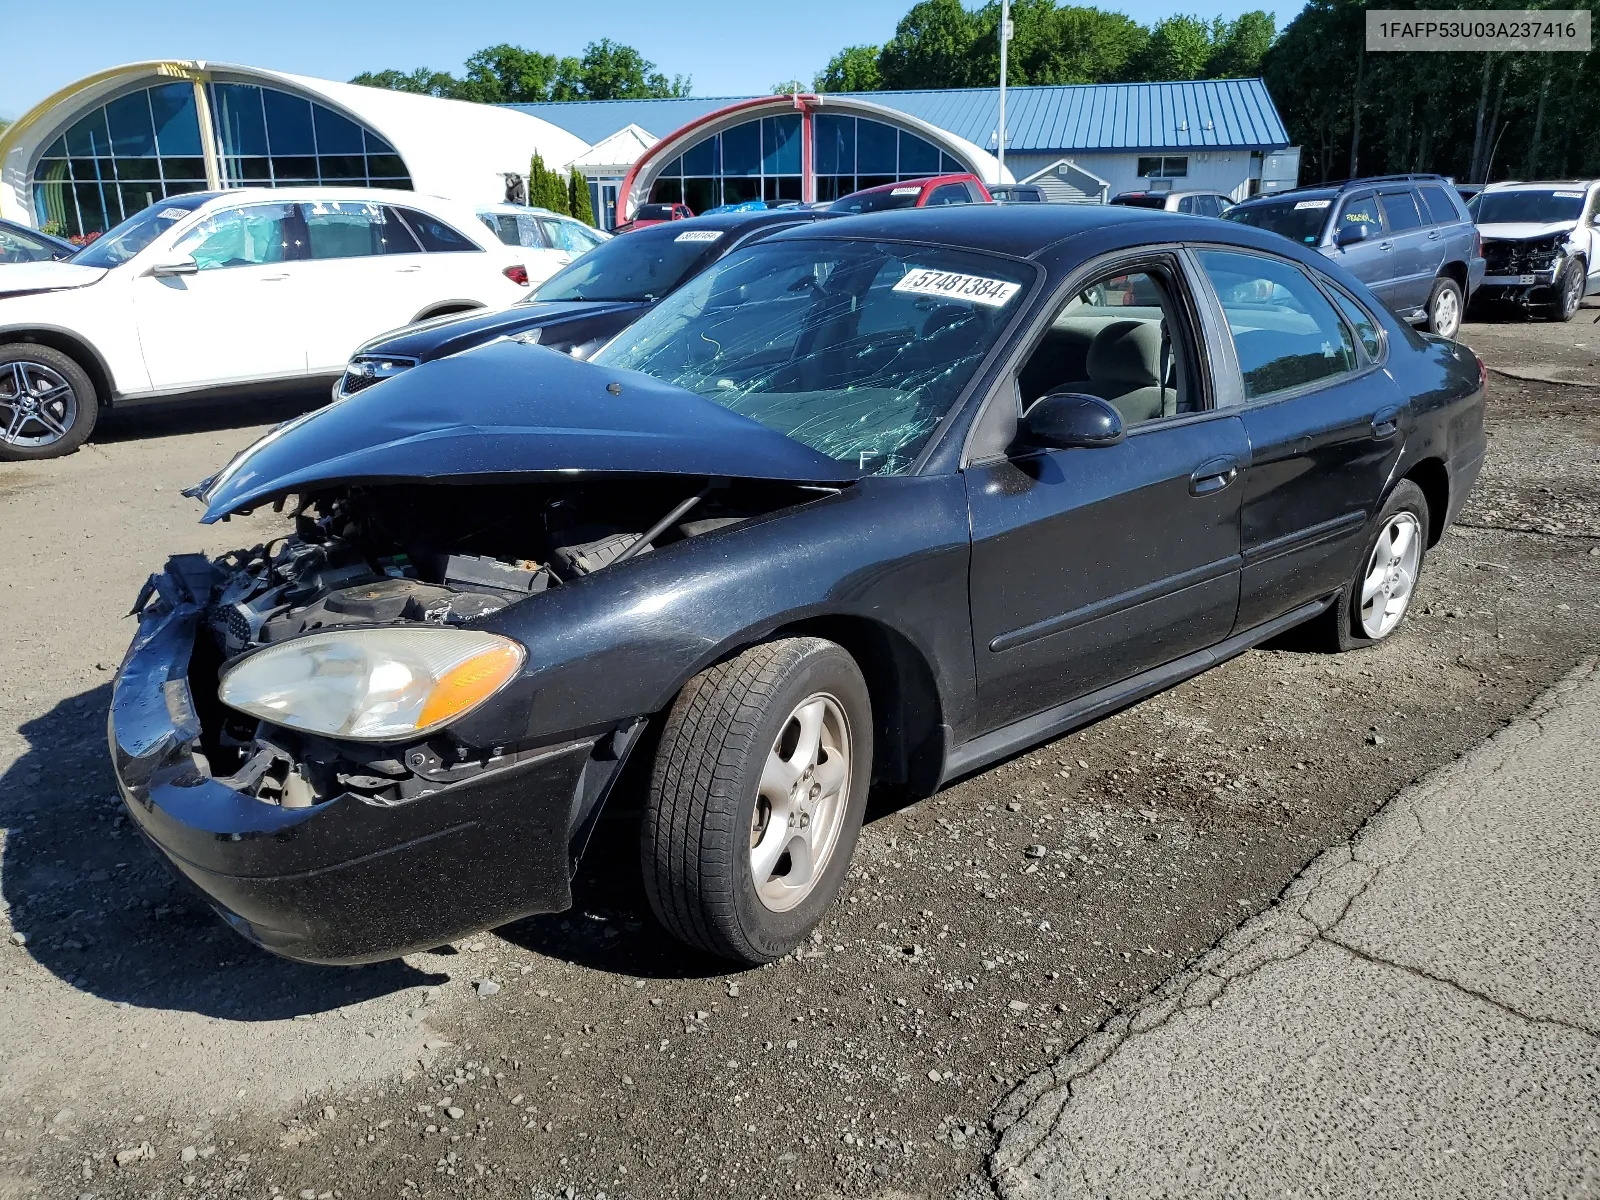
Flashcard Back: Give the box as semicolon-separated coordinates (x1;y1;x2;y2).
504;264;529;286
1477;355;1488;389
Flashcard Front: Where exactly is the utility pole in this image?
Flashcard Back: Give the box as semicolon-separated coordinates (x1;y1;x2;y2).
997;0;1011;179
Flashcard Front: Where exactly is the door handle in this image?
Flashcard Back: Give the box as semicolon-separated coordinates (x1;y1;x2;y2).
1371;406;1402;440
394;264;423;273
1189;456;1240;496
259;274;289;282
1380;241;1394;252
1427;230;1441;240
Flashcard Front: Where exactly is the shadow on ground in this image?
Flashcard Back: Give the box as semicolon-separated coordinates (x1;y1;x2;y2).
1;684;440;1018
92;386;328;446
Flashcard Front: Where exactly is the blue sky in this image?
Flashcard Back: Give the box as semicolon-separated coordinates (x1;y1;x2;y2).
0;0;1306;121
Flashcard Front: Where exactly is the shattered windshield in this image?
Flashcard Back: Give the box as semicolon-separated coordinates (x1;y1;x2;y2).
592;239;1032;475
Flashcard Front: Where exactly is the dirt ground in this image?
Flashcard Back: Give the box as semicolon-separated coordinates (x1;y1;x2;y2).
1;303;1597;1200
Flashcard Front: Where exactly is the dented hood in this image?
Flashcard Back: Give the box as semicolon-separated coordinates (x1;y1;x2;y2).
0;260;107;298
196;340;857;521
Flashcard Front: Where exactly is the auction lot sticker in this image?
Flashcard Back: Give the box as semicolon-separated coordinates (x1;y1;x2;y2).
1367;9;1589;50
894;267;1021;307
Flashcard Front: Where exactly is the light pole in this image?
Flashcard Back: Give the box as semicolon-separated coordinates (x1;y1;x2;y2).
997;0;1011;179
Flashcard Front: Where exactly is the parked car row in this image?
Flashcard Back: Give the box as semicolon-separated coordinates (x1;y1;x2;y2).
0;189;599;460
109;200;1487;968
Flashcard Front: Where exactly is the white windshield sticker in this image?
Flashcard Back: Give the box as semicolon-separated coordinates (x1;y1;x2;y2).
891;186;922;196
158;208;190;220
674;230;722;242
1294;199;1332;210
1553;190;1585;198
893;267;1020;308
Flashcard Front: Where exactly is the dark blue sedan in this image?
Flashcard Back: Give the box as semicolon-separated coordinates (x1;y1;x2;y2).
0;219;75;264
113;204;1486;967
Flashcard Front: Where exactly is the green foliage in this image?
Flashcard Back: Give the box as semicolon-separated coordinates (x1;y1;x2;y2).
353;39;690;103
1264;0;1600;182
529;152;569;214
817;1;1271;91
568;167;596;226
813;46;883;92
1134;16;1216;81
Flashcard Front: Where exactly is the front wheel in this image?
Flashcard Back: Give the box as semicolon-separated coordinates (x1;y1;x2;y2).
1311;479;1431;652
1545;260;1585;322
0;344;98;461
642;637;872;964
1425;276;1464;339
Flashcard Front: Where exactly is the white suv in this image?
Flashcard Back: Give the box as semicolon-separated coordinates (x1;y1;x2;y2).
0;188;530;460
475;203;609;281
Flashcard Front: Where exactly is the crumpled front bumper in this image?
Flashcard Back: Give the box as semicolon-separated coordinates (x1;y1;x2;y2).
108;573;597;966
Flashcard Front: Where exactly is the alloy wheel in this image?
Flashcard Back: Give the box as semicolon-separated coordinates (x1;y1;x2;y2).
1561;267;1583;318
1359;512;1422;639
750;692;852;913
1432;286;1461;338
0;360;79;451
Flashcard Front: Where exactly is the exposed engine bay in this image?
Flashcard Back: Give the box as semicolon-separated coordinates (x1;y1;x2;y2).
175;475;832;810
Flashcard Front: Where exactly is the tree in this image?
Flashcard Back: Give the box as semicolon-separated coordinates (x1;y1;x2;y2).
349;67;459;97
0;117;11;137
1205;11;1275;78
1133;15;1215;81
568;168;596;226
878;0;982;89
814;46;884;92
575;38;691;100
771;79;806;94
530;151;568;214
352;39;691;104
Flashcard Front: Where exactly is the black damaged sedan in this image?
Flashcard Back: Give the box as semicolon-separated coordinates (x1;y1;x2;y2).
110;205;1486;966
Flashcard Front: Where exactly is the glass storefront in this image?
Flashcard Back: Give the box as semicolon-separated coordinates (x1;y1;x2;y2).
32;82;207;240
208;83;410;191
812;114;964;202
646;113;966;213
31;81;412;239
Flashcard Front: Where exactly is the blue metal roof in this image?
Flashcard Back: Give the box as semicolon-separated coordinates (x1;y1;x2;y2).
509;79;1288;154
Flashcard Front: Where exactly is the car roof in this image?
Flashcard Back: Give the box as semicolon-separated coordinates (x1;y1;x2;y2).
638;208;833;235
200;187;467;211
843;173;978;198
760;201;1260;261
1481;180;1597;191
477;202;570;218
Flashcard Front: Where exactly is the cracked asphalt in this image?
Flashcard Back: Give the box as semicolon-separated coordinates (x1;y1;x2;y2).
989;657;1600;1199
1;305;1598;1200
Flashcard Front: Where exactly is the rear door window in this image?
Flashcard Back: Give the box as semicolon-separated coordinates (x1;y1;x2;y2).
1378;190;1423;232
1417;184;1461;225
302;200;418;259
1197;249;1358;401
394;208;479;253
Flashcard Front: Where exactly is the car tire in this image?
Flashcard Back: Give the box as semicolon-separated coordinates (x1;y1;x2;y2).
1545;259;1585;322
641;637;872;965
1424;276;1464;339
1312;480;1431;652
0;343;98;462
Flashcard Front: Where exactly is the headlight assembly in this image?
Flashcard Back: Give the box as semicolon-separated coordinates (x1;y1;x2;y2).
218;628;525;742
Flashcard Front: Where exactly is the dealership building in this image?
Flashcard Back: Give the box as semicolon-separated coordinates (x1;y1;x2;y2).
0;60;1297;238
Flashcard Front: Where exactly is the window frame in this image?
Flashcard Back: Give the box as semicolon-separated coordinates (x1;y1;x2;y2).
962;245;1221;468
1182;243;1385;412
1334;191;1385;242
1376;188;1424;234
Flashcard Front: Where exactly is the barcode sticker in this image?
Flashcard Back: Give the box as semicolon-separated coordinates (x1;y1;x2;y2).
1294;200;1332;210
893;267;1021;307
674;230;722;242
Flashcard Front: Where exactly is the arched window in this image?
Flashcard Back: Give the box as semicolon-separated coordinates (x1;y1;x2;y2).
32;82;207;239
208;83;410;192
30;80;413;240
812;115;966;202
648;114;802;213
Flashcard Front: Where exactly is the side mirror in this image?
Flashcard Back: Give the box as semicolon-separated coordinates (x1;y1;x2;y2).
1335;223;1369;248
1020;392;1125;451
149;256;198;277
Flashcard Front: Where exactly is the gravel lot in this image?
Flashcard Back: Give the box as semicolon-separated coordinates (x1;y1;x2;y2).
1;306;1597;1200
